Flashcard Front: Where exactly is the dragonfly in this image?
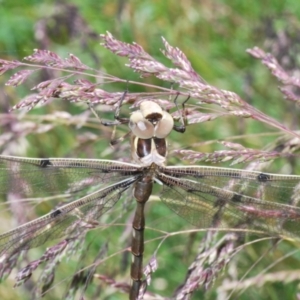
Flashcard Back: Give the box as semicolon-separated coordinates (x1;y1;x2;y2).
1;100;300;300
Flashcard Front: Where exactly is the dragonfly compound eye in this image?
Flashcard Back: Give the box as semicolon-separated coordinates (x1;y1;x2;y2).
129;110;154;139
154;111;174;138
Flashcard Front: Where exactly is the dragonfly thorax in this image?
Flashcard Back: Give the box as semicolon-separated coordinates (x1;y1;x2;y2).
131;136;168;166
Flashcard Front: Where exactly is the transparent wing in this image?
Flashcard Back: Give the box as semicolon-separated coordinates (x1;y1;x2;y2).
158;166;300;239
0;155;141;199
0;155;142;258
0;177;137;259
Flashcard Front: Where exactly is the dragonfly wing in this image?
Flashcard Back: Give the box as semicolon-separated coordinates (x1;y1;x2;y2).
0;176;137;259
158;166;300;238
0;155;141;199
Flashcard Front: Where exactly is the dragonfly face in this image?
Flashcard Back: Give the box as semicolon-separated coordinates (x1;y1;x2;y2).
1;100;300;300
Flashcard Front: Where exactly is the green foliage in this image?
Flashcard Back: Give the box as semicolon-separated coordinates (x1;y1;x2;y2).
1;1;300;300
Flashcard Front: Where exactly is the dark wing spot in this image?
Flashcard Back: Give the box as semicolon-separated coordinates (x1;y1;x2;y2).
257;173;270;182
231;194;242;202
40;159;52;168
50;209;62;218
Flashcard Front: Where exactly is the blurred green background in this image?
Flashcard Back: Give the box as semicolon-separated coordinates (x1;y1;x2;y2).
1;1;300;300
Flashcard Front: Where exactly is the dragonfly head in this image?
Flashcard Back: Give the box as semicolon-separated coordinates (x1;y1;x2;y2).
129;101;174;139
